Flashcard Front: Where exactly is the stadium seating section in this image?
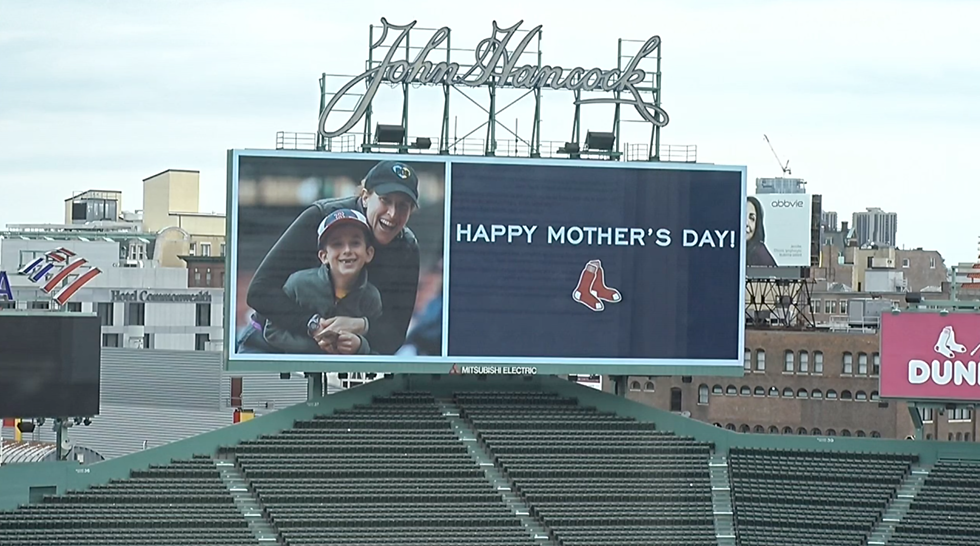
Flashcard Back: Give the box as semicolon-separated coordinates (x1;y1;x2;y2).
2;385;979;546
730;448;916;546
0;454;256;546
889;459;980;546
455;391;717;546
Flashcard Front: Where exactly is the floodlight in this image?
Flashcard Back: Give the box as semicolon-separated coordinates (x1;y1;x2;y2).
585;131;615;151
412;137;432;150
557;142;580;155
375;124;405;144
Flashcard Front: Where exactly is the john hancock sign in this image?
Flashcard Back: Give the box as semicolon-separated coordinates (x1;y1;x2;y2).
318;18;670;139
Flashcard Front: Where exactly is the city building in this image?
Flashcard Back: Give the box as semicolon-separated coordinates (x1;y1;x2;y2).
627;329;975;442
64;190;124;224
852;207;898;248
821;211;838;232
755;177;806;194
0;168;227;351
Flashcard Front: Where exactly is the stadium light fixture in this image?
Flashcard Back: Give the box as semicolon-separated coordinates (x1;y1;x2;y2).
375;123;406;145
412;137;432;150
585;131;616;152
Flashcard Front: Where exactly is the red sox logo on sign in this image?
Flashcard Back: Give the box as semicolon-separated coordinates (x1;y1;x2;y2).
571;259;622;312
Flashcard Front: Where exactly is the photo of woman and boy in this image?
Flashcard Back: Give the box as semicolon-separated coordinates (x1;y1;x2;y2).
234;158;445;357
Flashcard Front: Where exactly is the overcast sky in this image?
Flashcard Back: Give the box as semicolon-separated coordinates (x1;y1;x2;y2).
1;0;978;265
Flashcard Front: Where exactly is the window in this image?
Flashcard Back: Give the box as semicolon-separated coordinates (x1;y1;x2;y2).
872;353;880;376
841;390;853;401
669;388;682;412
826;429;837;436
857;431;866;437
856;390;867;401
630;381;641;391
921;408;934;422
143;333;153;349
196;303;211;327
797;388;808;399
65;301;82;312
726;385;737;396
799;351;809;373
814;351;824;374
200;242;212;257
797;428;808;435
219;271;226;287
858;353;868;375
698;384;709;405
740;386;751;396
754;386;765;396
782;388;794;398
784;350;794;373
29;301;49;310
712;385;723;395
739;424;750;433
193;270;202;286
871;391;879;401
812;299;821;313
195;333;210;351
644;381;655;391
220;243;227;256
843;352;853;374
902;258;910;268
206;269;212;285
782;427;793;435
768;386;779;397
97;302;114;326
839;300;848;314
753;425;764;434
812;389;823;399
841;429;852;437
871;431;881;438
826;389;838;400
824;300;832;314
950;408;973;421
726;424;737;431
812;428;822;436
125;302;145;326
744;349;752;371
189;242;196;255
930;257;936;268
768;426;779;434
755;350;766;371
0;300;14;309
102;333;120;347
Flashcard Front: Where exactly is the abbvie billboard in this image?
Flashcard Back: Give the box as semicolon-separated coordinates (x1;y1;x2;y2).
880;312;980;402
227;151;746;375
746;193;812;267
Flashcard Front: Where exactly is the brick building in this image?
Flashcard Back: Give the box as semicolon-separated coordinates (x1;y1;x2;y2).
627;329;977;442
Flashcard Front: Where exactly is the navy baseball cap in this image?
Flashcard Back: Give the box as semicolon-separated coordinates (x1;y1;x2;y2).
364;160;420;207
317;209;372;247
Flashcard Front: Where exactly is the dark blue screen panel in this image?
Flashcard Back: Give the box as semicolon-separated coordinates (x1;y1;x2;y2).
447;163;742;361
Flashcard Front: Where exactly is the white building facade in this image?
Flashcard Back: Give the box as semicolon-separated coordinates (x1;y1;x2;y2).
0;232;223;351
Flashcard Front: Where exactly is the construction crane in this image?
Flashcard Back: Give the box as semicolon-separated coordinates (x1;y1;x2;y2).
763;134;792;176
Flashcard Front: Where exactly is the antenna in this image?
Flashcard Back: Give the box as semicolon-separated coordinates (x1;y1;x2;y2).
763;134;792;176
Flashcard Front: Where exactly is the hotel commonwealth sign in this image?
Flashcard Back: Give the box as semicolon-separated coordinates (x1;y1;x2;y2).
318;18;670;139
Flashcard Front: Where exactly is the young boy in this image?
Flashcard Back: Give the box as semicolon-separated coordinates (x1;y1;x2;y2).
261;208;383;355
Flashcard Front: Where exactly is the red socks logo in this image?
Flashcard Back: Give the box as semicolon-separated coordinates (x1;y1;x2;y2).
572;259;622;312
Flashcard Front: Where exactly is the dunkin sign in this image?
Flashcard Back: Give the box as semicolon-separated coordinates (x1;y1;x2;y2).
880;312;980;401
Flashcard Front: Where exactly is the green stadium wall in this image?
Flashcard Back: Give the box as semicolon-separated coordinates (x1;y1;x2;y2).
3;373;980;511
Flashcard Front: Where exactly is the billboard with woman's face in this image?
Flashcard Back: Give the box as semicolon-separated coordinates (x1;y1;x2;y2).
226;150;747;376
746;194;813;268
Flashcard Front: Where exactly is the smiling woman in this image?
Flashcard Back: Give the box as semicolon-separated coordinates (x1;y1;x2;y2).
235;158;444;357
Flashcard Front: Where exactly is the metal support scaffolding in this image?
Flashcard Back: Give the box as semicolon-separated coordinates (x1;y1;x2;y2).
745;278;816;329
